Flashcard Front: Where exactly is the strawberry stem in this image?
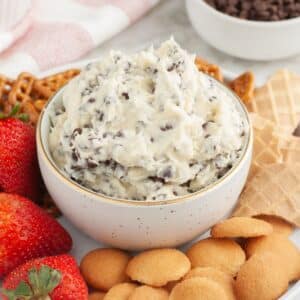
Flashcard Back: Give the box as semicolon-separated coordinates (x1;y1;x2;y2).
1;265;61;300
0;102;29;122
9;103;20;117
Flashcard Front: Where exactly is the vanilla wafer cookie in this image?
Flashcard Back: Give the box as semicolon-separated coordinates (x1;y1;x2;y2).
249;113;283;179
233;163;300;226
170;277;228;300
255;215;294;236
33;69;80;99
247;70;300;134
126;248;191;287
211;217;273;238
235;252;289;300
183;267;235;300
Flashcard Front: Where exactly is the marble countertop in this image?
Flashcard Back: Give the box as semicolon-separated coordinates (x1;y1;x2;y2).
84;0;300;86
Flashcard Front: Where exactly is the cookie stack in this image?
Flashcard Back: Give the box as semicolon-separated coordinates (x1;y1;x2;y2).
80;216;299;300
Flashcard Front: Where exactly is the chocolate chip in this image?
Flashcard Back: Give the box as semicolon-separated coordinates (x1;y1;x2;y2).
181;180;191;188
149;176;165;184
202;120;214;130
70;176;82;184
72;149;79;161
104;96;111;105
113;55;121;63
161;167;172;178
88;98;96;103
122;92;129;100
115;131;124;138
98;112;104;122
110;160;117;171
81;87;92;96
73;128;82;135
71;165;83;171
104;160;110;166
167;64;176;72
150;82;156;94
217;173;223;179
150;137;154;143
160;123;173;131
209;96;217;102
87;159;98;169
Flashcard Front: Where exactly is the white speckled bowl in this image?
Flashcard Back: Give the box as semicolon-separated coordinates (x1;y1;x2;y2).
37;75;253;251
186;0;300;60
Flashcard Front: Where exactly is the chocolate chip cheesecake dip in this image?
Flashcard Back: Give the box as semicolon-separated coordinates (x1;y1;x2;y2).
49;39;248;201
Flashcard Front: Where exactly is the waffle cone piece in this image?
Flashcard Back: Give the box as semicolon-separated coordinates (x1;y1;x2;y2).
234;163;300;226
247;70;300;134
249;113;283;179
278;134;300;163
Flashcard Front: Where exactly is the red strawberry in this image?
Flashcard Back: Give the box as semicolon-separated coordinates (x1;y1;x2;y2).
0;193;72;278
0;117;42;202
1;254;88;300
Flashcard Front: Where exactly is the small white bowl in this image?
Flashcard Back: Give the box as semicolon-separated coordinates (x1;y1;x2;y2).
37;76;253;251
186;0;300;61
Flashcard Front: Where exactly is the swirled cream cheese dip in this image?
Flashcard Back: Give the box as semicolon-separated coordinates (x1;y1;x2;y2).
49;39;248;201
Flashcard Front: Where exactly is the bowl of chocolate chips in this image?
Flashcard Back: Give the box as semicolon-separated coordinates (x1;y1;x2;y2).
186;0;300;60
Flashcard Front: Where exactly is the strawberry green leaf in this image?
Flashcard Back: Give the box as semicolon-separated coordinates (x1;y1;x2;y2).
1;265;61;300
28;267;41;294
48;271;61;292
0;289;15;300
14;281;33;296
39;265;52;290
0;112;5;119
0;102;29;123
18;113;30;122
1;281;33;300
9;103;20;117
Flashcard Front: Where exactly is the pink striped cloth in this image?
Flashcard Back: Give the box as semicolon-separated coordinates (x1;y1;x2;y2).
0;0;159;77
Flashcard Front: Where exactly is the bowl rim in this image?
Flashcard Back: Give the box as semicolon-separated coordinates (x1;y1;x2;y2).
37;74;253;207
193;0;300;27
